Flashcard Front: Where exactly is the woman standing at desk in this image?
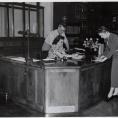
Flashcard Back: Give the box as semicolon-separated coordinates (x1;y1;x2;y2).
97;26;118;100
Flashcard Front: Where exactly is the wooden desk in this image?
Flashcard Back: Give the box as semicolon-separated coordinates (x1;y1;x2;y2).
0;57;111;115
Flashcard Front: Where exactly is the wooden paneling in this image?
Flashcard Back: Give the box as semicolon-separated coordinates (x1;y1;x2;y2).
0;57;111;115
36;68;45;112
45;68;79;113
0;60;45;112
79;60;111;110
79;66;95;109
0;37;44;57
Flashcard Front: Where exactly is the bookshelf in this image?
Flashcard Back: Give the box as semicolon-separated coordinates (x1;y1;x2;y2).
66;23;80;36
66;3;88;48
54;2;118;49
53;2;107;48
53;2;89;48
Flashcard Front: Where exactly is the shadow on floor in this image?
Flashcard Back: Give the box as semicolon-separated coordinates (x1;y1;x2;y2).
82;96;118;116
0;97;118;117
0;99;44;117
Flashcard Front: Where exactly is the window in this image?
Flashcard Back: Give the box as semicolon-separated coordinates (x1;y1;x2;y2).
0;2;44;38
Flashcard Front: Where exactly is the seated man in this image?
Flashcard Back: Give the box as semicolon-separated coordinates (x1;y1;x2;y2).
42;23;69;59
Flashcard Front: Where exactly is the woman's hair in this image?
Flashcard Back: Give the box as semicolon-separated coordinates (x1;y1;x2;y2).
52;35;64;45
52;35;66;49
97;26;110;33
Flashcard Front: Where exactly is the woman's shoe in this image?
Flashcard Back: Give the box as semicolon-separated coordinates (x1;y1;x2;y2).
105;96;114;102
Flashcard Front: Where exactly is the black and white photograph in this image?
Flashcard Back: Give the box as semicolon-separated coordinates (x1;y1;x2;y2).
0;1;118;117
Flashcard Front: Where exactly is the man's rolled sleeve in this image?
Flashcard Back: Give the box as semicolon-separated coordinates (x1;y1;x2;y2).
45;33;54;46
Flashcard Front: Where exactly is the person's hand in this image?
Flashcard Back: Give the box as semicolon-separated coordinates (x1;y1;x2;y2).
95;55;107;62
97;55;107;62
55;51;65;58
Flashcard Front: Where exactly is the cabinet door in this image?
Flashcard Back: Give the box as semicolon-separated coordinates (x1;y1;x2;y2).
93;64;105;101
0;62;12;94
0;62;27;103
45;68;79;113
26;68;36;103
79;61;111;110
25;67;45;112
100;60;111;98
0;61;45;112
79;66;95;109
8;65;27;103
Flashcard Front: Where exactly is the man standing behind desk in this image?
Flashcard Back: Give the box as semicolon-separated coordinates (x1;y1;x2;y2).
42;23;69;58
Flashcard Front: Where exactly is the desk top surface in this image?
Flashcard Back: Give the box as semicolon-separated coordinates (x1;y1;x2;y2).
0;56;107;69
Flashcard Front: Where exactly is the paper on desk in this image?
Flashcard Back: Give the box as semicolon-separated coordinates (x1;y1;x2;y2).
93;57;106;62
43;58;55;61
9;57;25;62
74;48;85;51
72;55;84;60
33;59;39;62
6;56;39;62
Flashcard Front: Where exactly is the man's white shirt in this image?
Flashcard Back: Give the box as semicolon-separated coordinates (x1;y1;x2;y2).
45;29;67;46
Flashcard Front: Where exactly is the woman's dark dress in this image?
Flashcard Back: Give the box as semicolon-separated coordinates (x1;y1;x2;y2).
103;33;118;87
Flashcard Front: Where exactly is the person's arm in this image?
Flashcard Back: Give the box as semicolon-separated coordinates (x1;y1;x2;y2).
42;32;53;51
42;42;51;51
63;35;69;51
104;38;118;59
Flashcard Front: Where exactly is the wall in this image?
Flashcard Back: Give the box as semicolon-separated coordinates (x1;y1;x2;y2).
0;7;6;37
40;2;53;38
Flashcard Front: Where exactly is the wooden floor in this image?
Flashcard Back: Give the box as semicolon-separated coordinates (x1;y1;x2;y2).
0;97;118;117
82;96;118;116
